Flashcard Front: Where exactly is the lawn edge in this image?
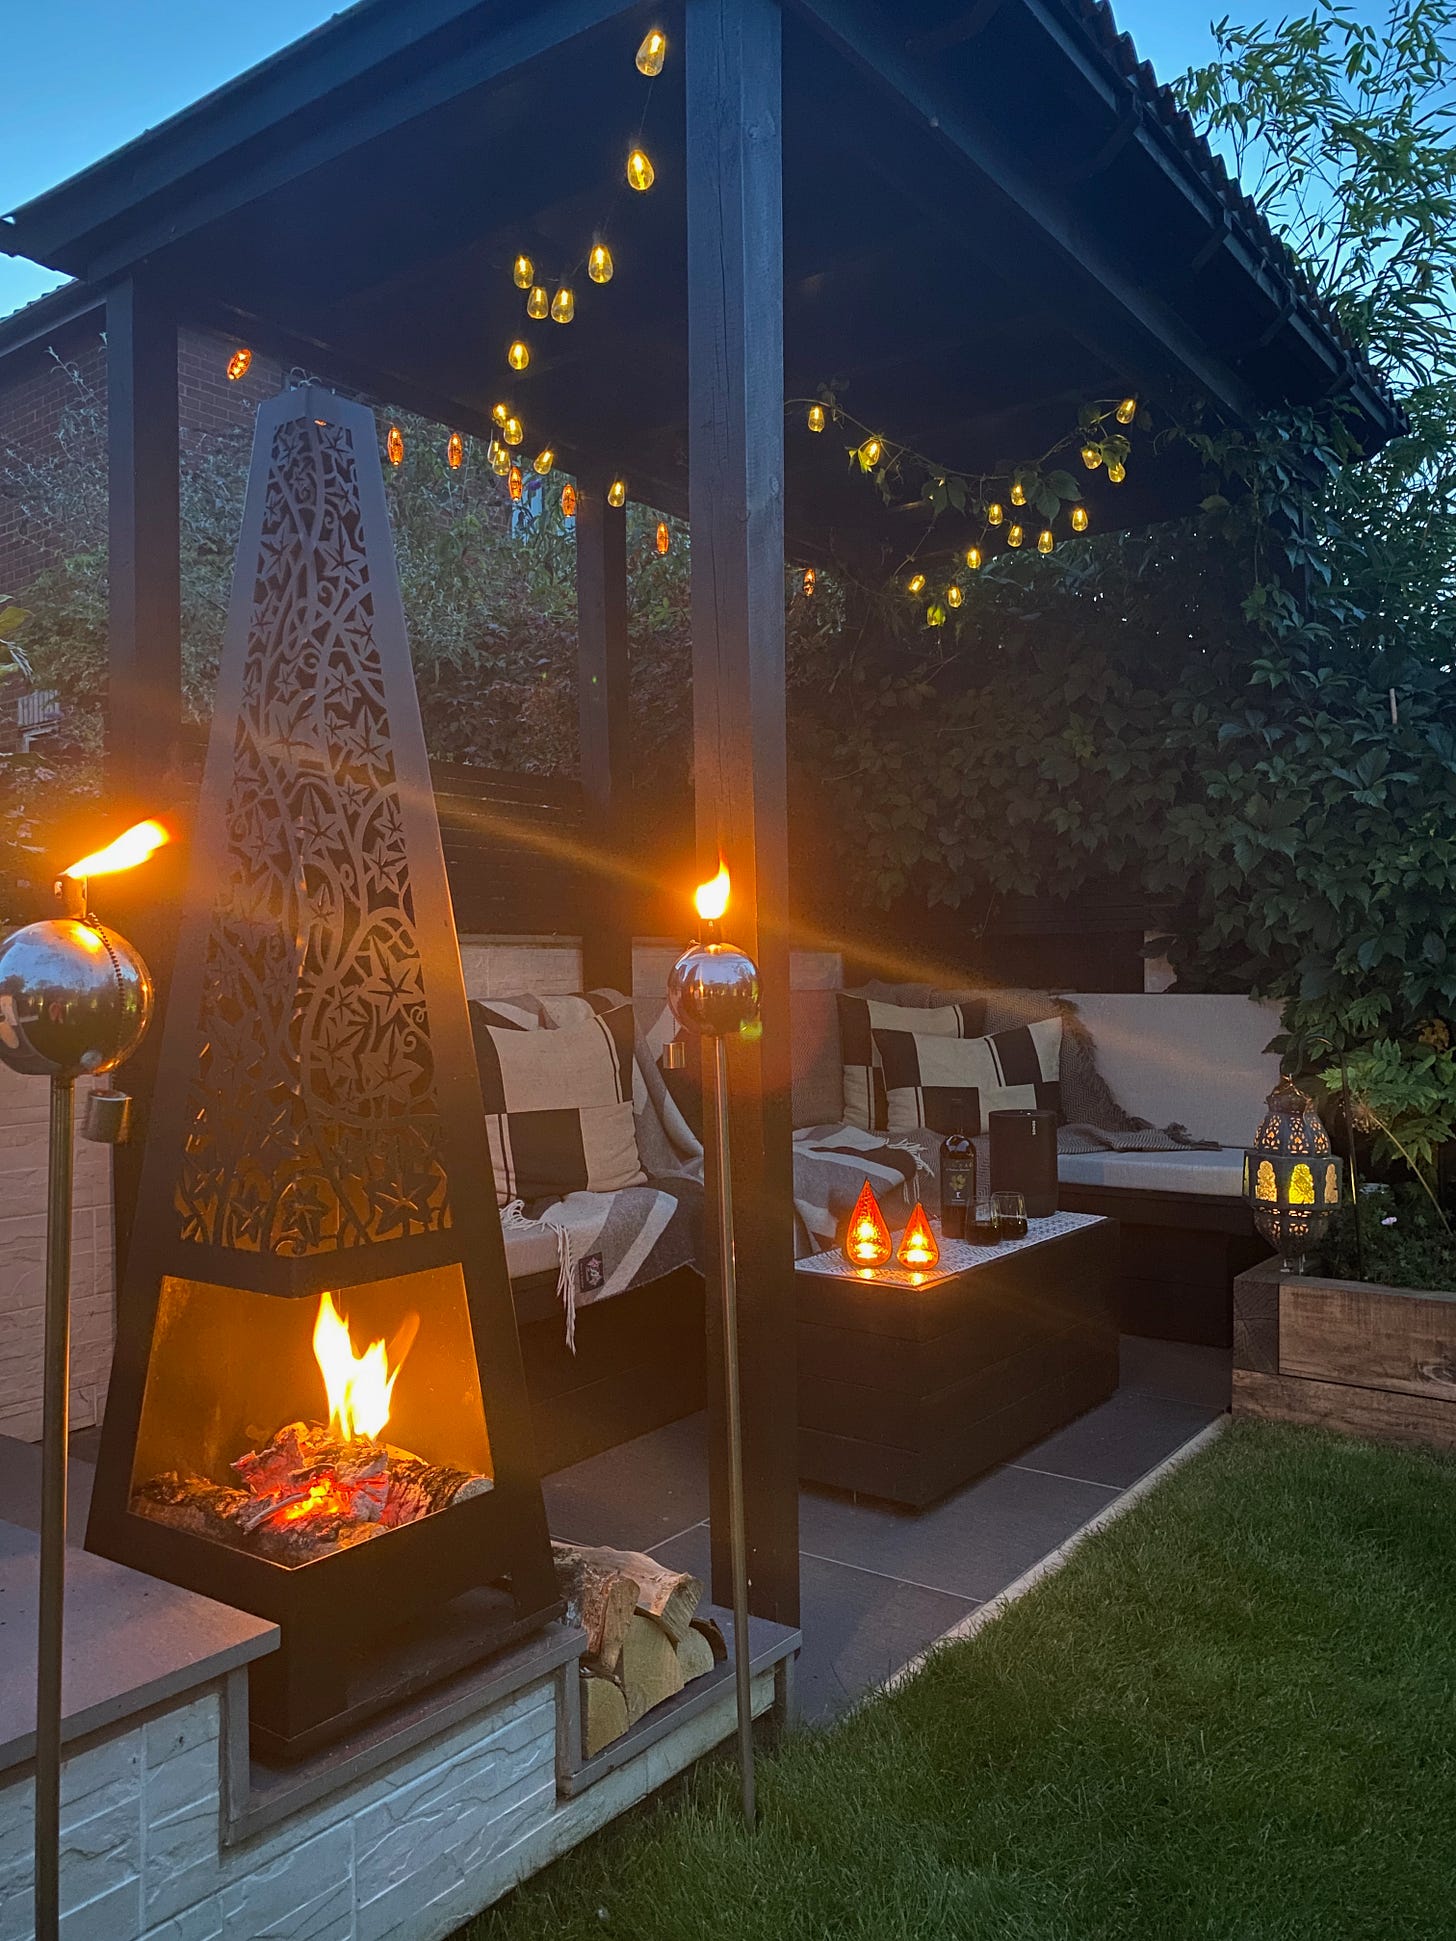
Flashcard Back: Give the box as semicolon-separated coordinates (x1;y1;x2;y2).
873;1413;1230;1698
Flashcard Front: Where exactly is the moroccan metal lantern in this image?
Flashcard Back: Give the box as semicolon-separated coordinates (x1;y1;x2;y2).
1243;1077;1344;1271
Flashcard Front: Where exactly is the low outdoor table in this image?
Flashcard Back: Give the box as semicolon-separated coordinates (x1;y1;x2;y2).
794;1211;1120;1509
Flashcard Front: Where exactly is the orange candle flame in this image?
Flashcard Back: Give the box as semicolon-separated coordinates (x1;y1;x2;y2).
694;862;730;924
64;819;170;880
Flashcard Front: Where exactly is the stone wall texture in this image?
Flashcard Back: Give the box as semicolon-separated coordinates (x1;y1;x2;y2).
0;1673;562;1941
0;313;283;593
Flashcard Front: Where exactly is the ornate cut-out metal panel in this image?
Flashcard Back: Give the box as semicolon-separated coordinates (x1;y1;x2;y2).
175;411;451;1255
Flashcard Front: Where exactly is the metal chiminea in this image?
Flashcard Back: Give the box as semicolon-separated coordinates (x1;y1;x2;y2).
88;388;559;1758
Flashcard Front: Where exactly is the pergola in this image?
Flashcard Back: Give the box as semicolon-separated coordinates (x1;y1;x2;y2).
2;0;1398;1625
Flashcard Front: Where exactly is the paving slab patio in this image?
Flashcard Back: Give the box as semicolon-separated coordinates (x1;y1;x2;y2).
543;1335;1227;1723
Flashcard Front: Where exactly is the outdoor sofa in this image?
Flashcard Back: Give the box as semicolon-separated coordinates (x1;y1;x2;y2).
485;979;1280;1474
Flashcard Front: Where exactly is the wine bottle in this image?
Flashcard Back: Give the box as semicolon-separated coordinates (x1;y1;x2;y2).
939;1129;975;1240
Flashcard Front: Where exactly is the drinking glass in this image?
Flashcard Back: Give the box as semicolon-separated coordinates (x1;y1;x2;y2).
967;1196;1000;1244
992;1190;1028;1241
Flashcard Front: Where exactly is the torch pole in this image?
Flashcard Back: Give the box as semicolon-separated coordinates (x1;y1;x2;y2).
35;1071;74;1941
711;1035;756;1828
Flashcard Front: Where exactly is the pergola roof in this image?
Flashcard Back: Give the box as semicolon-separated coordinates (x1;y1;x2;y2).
1;0;1401;559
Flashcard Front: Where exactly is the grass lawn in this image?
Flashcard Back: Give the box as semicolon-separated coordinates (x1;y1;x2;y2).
473;1420;1456;1941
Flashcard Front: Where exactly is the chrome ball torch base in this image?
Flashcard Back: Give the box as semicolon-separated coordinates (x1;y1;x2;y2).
0;875;152;1941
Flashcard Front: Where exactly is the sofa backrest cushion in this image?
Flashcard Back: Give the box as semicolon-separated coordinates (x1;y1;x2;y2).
1060;993;1283;1146
471;1000;647;1204
875;1016;1062;1137
838;992;987;1131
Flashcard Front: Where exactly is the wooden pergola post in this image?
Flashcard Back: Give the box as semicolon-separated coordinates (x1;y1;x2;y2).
575;476;633;995
686;0;799;1626
106;279;181;804
105;279;182;1282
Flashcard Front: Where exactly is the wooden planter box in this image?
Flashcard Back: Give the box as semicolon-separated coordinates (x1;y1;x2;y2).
1233;1257;1456;1449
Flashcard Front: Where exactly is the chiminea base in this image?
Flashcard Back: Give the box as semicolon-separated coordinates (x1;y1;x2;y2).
249;1581;565;1763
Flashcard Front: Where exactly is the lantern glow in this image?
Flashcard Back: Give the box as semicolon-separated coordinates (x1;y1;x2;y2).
1243;1078;1344;1270
446;432;464;470
896;1203;939;1271
845;1181;893;1270
802;566;817;596
226;347;252;382
561;482;578;517
386;425;404;466
656;521;671;556
636;27;668;75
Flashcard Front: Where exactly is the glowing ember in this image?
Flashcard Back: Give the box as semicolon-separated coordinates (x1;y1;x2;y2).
694;861;730;923
312;1291;416;1442
64;819;170;880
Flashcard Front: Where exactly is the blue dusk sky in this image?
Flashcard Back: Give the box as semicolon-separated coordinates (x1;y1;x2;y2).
0;1;1336;319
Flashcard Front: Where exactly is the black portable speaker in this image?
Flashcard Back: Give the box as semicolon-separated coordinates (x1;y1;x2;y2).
988;1108;1059;1218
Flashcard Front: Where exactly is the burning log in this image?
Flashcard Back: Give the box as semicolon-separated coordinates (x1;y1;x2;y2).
132;1419;491;1569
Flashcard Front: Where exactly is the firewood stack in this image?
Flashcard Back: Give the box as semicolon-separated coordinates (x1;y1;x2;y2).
552;1541;724;1755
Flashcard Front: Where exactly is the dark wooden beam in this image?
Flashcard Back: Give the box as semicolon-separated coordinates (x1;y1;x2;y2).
107;279;181;803
687;0;799;1627
789;0;1259;419
15;0;643;284
104;278;183;1295
575;476;633;994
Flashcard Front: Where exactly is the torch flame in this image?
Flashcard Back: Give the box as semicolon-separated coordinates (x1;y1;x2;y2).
694;861;730;923
64;819;170;880
312;1291;416;1442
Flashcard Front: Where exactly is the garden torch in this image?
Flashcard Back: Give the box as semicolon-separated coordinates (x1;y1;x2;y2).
0;819;164;1941
667;861;761;1827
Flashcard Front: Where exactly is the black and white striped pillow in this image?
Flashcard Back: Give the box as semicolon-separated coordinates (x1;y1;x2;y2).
873;1017;1062;1137
470;1000;646;1205
836;993;984;1132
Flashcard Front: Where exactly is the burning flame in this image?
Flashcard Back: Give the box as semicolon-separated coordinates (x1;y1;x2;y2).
64;819;170;880
694;861;730;923
312;1292;416;1442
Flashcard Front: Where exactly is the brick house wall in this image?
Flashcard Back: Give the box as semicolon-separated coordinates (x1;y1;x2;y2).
0;308;284;593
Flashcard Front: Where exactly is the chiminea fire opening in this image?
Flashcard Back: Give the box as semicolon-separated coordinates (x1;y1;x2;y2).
130;1267;494;1567
88;387;560;1759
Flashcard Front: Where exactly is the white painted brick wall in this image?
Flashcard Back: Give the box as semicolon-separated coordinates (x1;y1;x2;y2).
0;1064;116;1442
0;1675;561;1941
